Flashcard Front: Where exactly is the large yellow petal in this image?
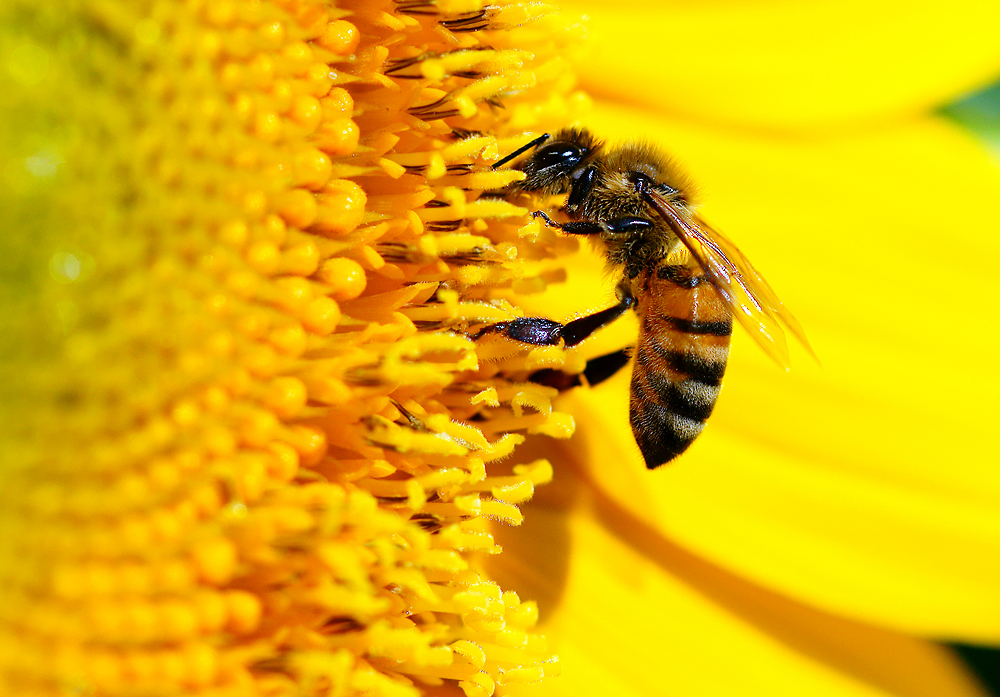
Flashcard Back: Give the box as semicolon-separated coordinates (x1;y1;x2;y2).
514;102;1000;639
560;0;1000;131
487;456;989;697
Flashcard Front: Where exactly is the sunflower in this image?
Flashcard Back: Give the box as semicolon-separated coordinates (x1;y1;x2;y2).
2;0;999;696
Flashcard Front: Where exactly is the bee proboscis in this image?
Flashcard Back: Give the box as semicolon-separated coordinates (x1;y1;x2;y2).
477;128;812;468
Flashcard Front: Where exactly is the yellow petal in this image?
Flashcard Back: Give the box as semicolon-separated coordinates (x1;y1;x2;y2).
515;101;1000;639
561;0;1000;131
488;465;989;697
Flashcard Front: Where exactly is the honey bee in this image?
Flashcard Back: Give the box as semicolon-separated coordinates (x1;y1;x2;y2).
478;128;811;468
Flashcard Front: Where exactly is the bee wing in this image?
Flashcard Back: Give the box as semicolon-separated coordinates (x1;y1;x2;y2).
644;190;814;369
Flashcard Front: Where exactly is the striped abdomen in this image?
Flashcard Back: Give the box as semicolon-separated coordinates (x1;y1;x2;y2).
629;262;733;468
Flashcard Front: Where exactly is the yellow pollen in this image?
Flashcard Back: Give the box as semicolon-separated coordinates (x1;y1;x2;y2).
1;0;588;695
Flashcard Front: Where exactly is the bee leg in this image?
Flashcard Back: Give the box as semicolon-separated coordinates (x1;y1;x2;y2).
566;165;599;210
474;286;635;348
532;210;604;235
533;211;654;236
580;347;633;385
529;347;633;391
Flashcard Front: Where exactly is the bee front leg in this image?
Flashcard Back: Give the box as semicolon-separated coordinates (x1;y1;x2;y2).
474;285;635;348
533;211;655;236
531;210;605;235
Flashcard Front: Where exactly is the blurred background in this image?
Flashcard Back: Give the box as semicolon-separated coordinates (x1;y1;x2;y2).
942;76;1000;694
549;0;1000;690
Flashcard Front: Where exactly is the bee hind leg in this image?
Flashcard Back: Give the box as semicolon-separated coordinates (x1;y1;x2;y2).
473;285;635;348
529;347;633;391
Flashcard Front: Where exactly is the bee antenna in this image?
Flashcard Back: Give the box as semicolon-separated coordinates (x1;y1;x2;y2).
492;133;551;170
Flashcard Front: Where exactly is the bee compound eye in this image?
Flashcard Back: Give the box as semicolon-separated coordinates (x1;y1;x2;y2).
532;143;584;173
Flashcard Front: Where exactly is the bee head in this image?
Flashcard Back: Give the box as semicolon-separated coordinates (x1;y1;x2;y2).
515;128;603;194
528;142;585;176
